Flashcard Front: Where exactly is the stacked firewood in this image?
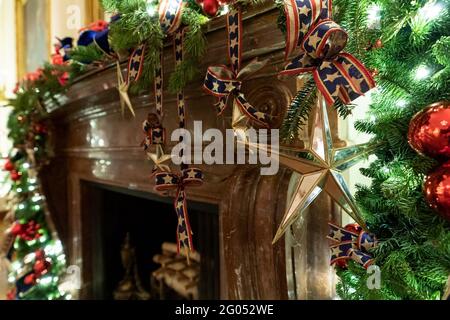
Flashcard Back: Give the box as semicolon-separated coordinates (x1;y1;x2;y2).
151;243;200;300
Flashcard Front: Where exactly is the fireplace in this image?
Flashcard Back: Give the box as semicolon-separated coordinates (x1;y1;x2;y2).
41;3;343;300
79;181;220;300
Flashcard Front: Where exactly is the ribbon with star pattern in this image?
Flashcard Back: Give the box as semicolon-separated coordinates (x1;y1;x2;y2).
155;168;204;254
328;223;378;269
147;1;200;257
142;122;166;150
143;0;185;146
280;0;376;106
203;9;272;129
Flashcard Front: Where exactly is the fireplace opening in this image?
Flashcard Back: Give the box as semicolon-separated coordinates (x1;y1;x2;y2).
80;181;220;300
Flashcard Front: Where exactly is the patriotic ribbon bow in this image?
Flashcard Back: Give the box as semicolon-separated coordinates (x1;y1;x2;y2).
203;9;272;129
155;168;204;254
280;0;376;106
328;223;378;269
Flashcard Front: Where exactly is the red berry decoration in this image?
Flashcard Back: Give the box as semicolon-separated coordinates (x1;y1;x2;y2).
24;273;37;286
345;223;362;234
35;249;45;260
424;161;450;221
4;159;14;171
408;101;450;160
10;170;22;181
6;289;17;300
201;0;220;17
34;259;51;276
335;259;348;269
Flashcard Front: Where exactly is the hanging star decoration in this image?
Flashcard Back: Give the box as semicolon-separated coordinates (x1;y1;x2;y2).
116;44;146;117
147;144;172;173
246;98;379;243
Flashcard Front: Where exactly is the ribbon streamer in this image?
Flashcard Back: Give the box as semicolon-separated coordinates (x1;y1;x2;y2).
281;0;375;106
328;223;378;269
155;169;204;254
145;0;200;258
203;9;272;129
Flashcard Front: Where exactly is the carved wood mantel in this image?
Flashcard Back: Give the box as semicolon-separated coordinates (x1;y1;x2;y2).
41;2;339;300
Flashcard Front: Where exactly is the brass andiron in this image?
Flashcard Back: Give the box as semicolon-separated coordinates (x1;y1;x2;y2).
113;233;150;300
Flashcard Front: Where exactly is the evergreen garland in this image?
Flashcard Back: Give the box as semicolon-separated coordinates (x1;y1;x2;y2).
4;62;69;300
101;0;209;94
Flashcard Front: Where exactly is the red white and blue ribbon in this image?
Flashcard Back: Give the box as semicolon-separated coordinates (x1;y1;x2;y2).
155;168;204;254
148;1;201;257
280;0;376;106
203;9;272;128
328;223;378;269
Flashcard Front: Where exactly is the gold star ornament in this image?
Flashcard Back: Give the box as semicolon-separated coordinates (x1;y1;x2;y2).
116;61;136;117
247;96;379;244
147;144;172;173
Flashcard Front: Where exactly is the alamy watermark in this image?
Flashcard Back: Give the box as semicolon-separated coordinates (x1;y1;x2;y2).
168;121;279;176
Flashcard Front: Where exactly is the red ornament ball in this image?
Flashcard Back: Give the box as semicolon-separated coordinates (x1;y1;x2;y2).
10;170;22;181
334;259;348;269
34;259;51;276
424;161;450;221
35;249;45;260
4;160;14;171
344;223;362;234
24;273;37;286
202;0;220;16
408;101;450;160
374;39;383;49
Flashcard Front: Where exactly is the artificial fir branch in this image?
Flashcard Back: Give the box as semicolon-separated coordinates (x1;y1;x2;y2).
280;76;317;142
328;0;450;300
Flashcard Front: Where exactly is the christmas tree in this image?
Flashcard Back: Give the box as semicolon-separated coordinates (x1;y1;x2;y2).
331;0;450;299
3;61;69;300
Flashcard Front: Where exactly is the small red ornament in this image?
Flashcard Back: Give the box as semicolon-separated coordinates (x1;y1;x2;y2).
374;39;383;48
335;259;348;269
408;101;450;160
424;161;450;221
34;123;47;134
35;249;45;260
345;223;362;234
202;0;220;16
3;159;14;171
6;289;17;300
24;273;37;286
10;170;22;181
34;259;51;276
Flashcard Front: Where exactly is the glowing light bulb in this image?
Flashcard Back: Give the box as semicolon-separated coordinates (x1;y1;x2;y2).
415;65;431;80
367;4;382;28
221;5;230;15
146;2;157;17
419;1;444;21
39;276;52;286
22;163;30;169
396;99;407;108
18;203;25;210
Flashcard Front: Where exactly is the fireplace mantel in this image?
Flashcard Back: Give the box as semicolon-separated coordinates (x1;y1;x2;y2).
41;2;339;300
